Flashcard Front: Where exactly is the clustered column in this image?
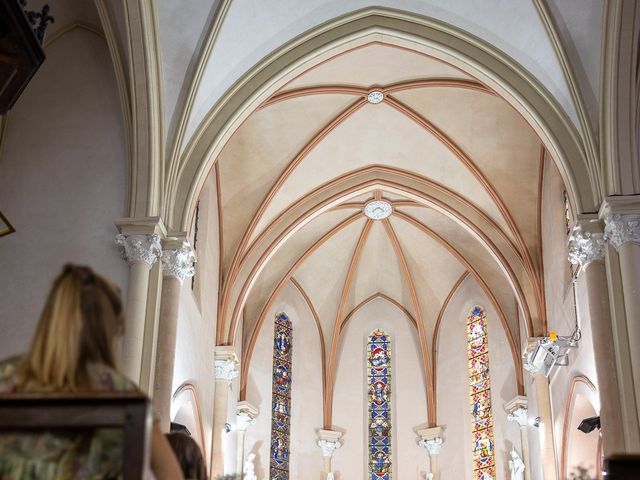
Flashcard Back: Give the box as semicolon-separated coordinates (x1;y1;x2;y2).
418;426;444;480
568;220;625;455
116;229;162;382
317;429;342;479
153;239;195;431
212;346;239;477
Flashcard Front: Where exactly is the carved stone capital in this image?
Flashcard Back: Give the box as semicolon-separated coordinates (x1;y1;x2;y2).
568;224;605;267
419;437;443;456
417;426;445;455
162;241;196;283
604;213;640;250
116;233;162;266
237;401;259;432
214;346;239;381
317;429;343;458
317;439;341;458
505;395;529;427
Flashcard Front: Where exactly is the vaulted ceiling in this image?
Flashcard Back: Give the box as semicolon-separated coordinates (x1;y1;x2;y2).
210;43;560;416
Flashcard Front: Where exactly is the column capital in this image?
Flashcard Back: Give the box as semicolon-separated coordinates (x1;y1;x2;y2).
236;401;259;432
600;196;640;250
161;238;196;283
116;233;162;266
568;221;605;268
317;429;342;458
417;426;445;455
505;396;529;427
214;346;239;381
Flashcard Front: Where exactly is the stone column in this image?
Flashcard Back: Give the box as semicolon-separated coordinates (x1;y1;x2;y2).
236;401;258;477
568;221;625;455
418;426;444;480
602;200;640;452
211;347;239;477
505;396;531;480
153;239;195;431
532;372;558;480
116;225;162;383
317;429;342;479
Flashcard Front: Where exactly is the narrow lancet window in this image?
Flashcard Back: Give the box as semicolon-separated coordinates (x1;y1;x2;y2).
270;312;292;480
368;329;392;480
467;306;496;480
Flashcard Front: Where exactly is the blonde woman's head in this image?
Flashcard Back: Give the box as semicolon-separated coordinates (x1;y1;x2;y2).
17;264;124;391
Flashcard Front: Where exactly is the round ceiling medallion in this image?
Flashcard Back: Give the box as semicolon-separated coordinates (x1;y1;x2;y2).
367;90;384;104
364;200;392;220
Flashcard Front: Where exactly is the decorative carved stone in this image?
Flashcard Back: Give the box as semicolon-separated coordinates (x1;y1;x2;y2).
568;224;605;267
237;401;259;432
419;437;444;456
116;233;162;266
162;241;196;283
604;213;640;250
214;359;238;381
317;439;341;458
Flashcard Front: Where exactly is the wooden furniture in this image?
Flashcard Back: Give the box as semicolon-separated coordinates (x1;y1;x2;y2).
0;392;151;479
604;455;640;479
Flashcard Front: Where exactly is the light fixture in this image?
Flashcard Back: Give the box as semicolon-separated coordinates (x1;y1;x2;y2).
364;200;392;220
532;416;541;428
367;90;384;104
578;416;600;434
523;327;581;377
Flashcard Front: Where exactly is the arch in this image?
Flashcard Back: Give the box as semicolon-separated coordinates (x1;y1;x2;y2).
165;7;597;236
560;376;600;479
171;382;207;455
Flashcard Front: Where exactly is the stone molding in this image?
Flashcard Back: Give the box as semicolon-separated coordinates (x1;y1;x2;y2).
116;233;162;266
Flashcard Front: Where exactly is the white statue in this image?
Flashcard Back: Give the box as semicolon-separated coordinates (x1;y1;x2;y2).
244;453;257;480
427;473;434;480
326;473;334;480
508;448;525;480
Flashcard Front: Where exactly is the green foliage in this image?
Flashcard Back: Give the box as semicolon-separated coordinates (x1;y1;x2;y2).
568;465;595;480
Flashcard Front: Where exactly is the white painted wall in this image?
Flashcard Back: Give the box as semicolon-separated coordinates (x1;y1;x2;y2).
332;297;427;480
244;281;324;480
0;28;128;357
436;276;520;480
171;168;220;468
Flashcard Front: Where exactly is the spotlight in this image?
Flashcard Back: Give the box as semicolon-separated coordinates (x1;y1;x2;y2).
531;416;540;428
578;416;600;433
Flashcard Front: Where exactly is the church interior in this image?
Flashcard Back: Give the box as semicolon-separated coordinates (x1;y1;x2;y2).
1;1;640;479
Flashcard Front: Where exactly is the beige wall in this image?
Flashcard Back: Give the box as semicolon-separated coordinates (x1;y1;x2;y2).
171;169;220;466
0;28;128;357
540;154;600;478
245;280;324;479
436;275;520;480
333;296;427;480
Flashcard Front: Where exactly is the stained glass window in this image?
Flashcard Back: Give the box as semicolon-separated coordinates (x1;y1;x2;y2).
368;329;392;480
270;312;292;480
564;190;572;235
467;306;496;480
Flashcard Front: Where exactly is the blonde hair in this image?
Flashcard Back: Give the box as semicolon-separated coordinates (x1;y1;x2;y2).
15;264;124;392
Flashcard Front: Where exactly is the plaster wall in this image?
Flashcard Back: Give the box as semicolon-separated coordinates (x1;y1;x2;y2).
540;153;599;478
332;297;427;480
244;281;324;480
436;275;519;480
0;28;128;357
187;0;578;142
171;169;220;467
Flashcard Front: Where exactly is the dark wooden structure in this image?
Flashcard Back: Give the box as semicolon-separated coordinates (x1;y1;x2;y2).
0;0;49;114
0;392;151;479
